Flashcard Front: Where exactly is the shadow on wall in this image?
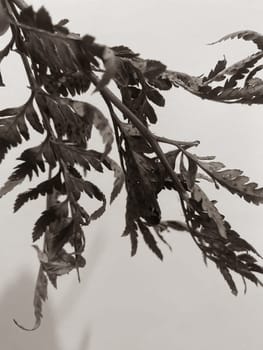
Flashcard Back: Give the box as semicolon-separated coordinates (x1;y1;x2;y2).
0;271;62;350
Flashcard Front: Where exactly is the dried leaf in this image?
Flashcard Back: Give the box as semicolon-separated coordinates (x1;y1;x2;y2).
14;266;48;331
14;172;62;212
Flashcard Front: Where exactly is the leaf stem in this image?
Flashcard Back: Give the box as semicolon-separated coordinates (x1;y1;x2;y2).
155;135;200;148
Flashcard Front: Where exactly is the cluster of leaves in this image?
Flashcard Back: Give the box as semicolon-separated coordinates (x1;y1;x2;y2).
160;31;263;104
1;0;263;329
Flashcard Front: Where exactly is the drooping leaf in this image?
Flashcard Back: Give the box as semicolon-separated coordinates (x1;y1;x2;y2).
137;220;163;260
14;266;48;331
218;265;238;296
103;156;125;203
25;103;44;134
146;87;165;107
123;213;139;257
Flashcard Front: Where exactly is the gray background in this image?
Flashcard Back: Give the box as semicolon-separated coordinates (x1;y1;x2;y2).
1;1;263;349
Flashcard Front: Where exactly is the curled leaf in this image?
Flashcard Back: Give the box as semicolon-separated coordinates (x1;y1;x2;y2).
209;30;263;50
14;266;48;331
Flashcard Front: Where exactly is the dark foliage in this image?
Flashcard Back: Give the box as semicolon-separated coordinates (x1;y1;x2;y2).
1;0;263;329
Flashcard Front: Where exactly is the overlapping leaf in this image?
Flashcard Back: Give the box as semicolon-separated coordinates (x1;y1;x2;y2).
0;145;45;198
192;184;227;239
71;100;114;157
14;172;63;212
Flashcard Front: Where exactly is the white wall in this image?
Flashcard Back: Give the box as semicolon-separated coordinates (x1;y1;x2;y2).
1;1;263;349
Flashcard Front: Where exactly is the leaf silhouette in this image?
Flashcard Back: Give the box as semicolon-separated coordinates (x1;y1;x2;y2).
0;145;45;198
123;218;138;257
218;265;238;296
138;220;163;260
210;30;263;50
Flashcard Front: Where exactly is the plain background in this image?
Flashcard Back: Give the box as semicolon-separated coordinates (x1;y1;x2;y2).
1;1;263;349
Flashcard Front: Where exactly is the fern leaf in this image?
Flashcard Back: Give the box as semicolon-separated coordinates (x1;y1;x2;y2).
209;30;263;50
32;201;68;242
123;219;139;257
204;52;263;86
214;169;263;205
192;155;263;205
